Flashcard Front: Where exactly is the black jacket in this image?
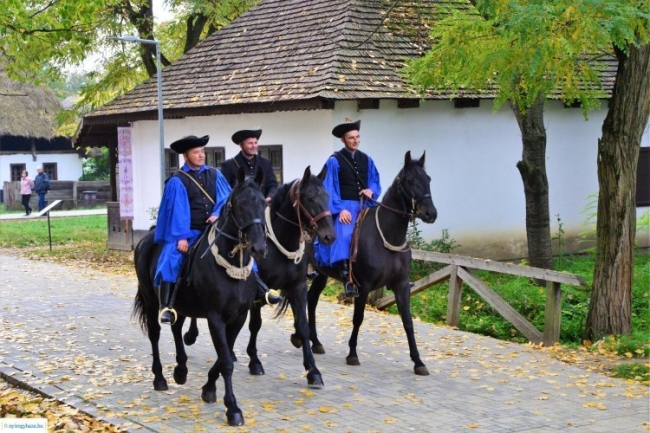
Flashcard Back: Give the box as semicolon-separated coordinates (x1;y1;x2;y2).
221;152;278;199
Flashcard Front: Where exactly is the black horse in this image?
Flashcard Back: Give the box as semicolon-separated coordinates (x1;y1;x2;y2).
133;167;267;426
307;151;437;375
183;166;336;387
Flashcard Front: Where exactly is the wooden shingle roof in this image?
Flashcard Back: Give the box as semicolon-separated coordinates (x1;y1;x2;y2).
82;0;616;129
85;0;472;123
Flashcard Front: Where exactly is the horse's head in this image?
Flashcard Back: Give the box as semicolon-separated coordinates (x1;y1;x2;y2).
296;165;336;245
398;151;437;224
228;166;267;260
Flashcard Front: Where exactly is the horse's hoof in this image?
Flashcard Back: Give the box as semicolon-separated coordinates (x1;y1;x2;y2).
201;390;217;404
346;356;360;366
414;366;430;376
308;374;324;389
249;364;265;375
312;343;325;354
290;334;302;348
174;373;187;385
227;410;245;426
183;332;197;346
153;379;168;391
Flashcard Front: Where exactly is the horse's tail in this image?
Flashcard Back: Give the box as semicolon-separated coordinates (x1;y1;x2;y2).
132;285;149;334
132;227;157;334
272;292;290;319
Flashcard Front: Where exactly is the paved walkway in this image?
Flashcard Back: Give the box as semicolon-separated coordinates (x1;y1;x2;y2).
0;208;107;221
0;254;648;432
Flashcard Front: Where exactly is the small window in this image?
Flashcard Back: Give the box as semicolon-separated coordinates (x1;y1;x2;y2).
205;147;225;169
10;164;26;182
165;150;179;180
637;147;650;206
43;163;57;180
259;145;283;184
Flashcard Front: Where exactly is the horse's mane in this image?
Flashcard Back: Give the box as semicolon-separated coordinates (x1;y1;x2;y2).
269;180;295;210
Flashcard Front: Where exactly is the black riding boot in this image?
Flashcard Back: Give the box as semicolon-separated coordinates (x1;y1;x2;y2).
254;272;283;306
338;260;358;298
157;282;177;325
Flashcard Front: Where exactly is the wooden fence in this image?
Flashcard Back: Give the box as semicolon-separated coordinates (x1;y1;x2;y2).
376;250;587;346
2;180;111;210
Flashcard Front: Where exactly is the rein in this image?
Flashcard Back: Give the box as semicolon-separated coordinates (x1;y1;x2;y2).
266;206;305;263
270;179;331;247
365;173;431;252
201;187;264;279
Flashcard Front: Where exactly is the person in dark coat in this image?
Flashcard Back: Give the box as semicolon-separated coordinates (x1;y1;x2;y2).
221;129;278;203
33;166;51;211
221;128;282;306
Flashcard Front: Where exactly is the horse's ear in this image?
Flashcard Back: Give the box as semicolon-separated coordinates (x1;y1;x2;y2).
418;151;426;167
302;165;312;185
255;166;264;188
404;151;412;166
236;165;246;186
317;164;328;181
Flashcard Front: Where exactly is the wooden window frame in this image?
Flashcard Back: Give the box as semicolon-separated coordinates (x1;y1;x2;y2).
43;163;58;180
259;145;283;184
10;163;26;182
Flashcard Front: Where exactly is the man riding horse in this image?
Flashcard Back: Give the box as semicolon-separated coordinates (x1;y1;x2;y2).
313;119;381;297
153;134;278;325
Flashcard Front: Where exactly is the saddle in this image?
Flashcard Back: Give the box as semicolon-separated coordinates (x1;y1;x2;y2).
348;206;371;281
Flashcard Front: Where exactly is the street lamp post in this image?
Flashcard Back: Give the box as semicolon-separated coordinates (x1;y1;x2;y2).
115;36;165;192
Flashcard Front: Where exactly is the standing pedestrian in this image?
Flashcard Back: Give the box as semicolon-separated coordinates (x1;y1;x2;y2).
33;166;51;211
20;169;34;216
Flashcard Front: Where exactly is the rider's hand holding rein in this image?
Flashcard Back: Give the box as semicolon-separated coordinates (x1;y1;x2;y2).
360;188;374;199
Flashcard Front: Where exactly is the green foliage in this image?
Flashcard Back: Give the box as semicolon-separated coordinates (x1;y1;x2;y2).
405;0;650;115
2;0;260;133
80;147;110;180
551;213;565;261
0;215;107;247
400;252;650;350
610;362;650;382
407;221;460;281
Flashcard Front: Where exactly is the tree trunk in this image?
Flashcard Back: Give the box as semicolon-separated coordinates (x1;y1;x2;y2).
512;96;554;271
585;44;650;341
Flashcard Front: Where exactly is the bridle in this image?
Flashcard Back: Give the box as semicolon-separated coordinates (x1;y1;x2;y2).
201;183;266;279
365;169;432;252
273;179;332;242
364;172;431;222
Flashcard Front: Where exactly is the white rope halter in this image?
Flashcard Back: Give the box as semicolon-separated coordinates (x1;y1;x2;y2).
265;206;305;264
207;225;254;280
375;207;409;252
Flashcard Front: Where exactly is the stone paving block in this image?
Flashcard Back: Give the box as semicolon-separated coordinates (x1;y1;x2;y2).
1;254;649;432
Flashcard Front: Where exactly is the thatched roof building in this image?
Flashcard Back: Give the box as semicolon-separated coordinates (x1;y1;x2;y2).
0;69;61;140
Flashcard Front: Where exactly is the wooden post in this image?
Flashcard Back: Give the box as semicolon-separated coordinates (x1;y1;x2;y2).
446;265;462;327
543;282;562;346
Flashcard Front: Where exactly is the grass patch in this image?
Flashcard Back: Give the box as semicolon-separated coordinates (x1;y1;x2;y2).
0;215;107;247
611;363;650;384
399;252;650;355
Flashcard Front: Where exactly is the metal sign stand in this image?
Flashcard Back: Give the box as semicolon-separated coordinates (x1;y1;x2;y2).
34;200;63;251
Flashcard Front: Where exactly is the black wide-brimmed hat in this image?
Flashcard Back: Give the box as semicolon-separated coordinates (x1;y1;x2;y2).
332;119;361;138
170;135;210;153
231;129;262;145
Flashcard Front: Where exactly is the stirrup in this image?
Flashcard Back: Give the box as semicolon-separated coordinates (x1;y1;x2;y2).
159;307;178;325
344;282;359;298
255;289;283;307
